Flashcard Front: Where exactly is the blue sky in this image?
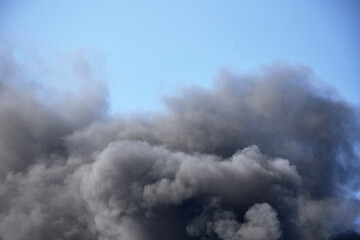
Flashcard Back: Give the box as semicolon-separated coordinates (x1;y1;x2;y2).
1;0;359;114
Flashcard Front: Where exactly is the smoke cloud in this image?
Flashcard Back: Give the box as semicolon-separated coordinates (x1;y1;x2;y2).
0;47;359;240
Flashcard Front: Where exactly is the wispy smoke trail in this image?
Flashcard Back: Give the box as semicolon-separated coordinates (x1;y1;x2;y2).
0;48;359;240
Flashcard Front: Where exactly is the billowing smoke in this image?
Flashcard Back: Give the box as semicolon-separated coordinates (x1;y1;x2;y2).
0;47;359;240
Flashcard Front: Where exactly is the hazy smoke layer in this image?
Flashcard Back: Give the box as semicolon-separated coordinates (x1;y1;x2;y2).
0;50;359;240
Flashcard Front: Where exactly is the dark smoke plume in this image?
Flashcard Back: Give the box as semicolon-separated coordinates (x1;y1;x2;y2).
0;47;359;240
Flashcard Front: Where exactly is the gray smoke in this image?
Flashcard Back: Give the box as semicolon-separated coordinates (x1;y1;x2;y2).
0;47;359;240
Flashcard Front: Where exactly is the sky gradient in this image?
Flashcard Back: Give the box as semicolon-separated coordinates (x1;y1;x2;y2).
1;0;359;113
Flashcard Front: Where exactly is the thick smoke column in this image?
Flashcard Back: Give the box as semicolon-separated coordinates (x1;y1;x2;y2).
0;48;359;240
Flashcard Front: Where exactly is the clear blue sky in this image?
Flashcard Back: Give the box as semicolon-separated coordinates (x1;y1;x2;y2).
1;0;359;114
